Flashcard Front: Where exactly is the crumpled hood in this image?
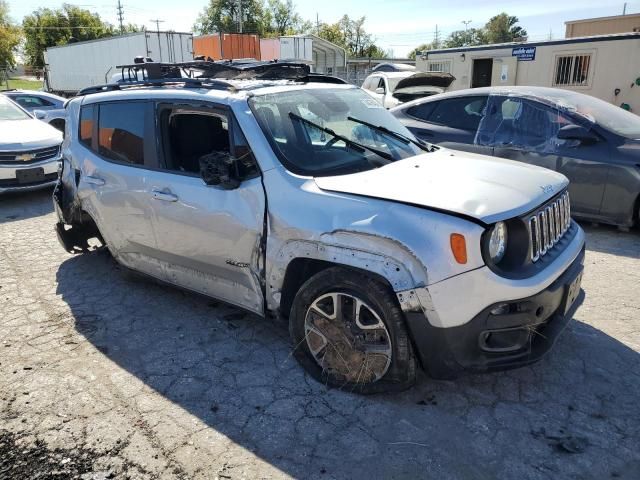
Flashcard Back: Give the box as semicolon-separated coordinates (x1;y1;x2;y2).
314;149;569;224
0;119;62;150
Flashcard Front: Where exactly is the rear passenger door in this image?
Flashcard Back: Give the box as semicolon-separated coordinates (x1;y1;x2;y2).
401;96;493;155
142;101;266;315
75;101;159;268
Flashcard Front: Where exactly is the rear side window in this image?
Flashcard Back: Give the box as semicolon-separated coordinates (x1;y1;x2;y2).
406;102;438;121
79;105;94;148
426;97;488;131
13;95;54;108
98;103;145;165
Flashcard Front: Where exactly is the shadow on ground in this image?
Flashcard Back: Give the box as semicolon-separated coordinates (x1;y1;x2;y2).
54;250;640;479
580;222;640;259
0;188;54;224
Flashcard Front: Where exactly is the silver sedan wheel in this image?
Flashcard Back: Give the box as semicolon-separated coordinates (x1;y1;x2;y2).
304;292;392;384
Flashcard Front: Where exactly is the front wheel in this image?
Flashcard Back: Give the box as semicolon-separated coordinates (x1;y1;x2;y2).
289;267;416;393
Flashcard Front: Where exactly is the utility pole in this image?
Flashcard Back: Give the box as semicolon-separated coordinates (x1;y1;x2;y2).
237;0;243;33
117;0;124;33
434;24;440;48
623;2;627;15
461;20;472;46
150;18;164;32
316;13;320;35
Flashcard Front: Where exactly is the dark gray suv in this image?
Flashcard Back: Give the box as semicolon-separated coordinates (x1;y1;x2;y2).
392;86;640;229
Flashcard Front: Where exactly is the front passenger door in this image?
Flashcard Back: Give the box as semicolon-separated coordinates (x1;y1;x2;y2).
487;97;609;217
143;102;266;315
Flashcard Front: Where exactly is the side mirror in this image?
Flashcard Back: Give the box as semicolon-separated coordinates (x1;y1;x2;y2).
375;87;385;95
33;110;46;120
199;151;240;190
557;124;598;144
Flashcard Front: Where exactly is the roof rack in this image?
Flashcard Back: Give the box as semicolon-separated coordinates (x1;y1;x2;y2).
76;58;348;97
115;59;312;83
77;77;235;97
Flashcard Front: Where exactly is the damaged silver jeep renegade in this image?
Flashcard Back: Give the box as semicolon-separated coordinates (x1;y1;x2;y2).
54;61;585;392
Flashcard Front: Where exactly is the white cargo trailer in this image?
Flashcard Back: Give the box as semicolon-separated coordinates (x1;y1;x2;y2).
278;35;346;76
44;31;193;95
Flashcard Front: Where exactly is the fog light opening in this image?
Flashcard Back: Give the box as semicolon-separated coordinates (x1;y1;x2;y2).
480;328;530;353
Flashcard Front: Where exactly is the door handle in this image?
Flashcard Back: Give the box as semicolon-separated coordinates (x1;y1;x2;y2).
151;190;178;202
85;175;105;186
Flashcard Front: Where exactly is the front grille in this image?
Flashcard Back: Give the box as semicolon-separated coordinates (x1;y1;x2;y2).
0;145;60;165
528;192;571;262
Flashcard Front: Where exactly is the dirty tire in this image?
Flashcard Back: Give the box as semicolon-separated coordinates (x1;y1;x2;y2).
290;267;416;393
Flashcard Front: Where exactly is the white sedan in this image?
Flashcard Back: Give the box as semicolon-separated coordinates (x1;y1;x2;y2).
0;96;62;193
2;89;67;132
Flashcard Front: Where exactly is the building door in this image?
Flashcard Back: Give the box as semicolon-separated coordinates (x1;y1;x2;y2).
472;58;493;88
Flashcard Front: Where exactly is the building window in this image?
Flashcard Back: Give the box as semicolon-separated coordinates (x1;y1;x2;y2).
553;54;591;86
426;61;451;73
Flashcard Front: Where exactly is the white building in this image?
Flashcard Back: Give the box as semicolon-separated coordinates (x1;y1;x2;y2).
416;33;640;111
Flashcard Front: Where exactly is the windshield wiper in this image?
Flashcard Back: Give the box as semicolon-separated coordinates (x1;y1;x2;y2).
347;116;432;152
289;112;395;161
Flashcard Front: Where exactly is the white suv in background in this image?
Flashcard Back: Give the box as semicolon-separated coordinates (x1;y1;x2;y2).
0;96;62;193
54;60;585;393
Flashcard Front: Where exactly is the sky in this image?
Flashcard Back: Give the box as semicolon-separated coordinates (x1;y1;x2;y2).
8;0;640;57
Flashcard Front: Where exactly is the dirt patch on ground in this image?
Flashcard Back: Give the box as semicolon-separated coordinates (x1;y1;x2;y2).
0;430;101;479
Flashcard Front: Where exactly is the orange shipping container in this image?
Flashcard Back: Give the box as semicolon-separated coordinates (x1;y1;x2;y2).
193;34;261;61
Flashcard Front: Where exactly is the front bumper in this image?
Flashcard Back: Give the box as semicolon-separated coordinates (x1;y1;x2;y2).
0;157;60;194
405;247;585;378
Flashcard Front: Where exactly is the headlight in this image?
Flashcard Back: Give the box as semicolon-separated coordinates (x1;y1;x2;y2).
488;221;508;263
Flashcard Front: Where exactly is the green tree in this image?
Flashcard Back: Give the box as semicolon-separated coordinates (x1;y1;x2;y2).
442;28;484;48
265;0;310;36
483;13;527;43
194;0;266;35
407;42;435;60
0;1;21;69
23;4;114;67
317;15;386;58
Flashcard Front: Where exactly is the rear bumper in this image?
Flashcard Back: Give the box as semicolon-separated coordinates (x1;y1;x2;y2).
0;158;60;193
406;247;585;378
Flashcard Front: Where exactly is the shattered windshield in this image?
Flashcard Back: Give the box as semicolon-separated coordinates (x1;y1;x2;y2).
549;91;640;139
249;87;424;176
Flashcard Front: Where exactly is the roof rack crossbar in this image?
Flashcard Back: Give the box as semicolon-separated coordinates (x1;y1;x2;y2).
77;77;235;97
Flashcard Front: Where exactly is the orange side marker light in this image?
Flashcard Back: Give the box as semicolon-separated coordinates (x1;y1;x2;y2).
450;233;467;264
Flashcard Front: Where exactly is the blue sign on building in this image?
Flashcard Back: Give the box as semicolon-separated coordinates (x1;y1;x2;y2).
512;46;536;61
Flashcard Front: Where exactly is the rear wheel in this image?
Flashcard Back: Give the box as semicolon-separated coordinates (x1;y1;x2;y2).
289;267;416;393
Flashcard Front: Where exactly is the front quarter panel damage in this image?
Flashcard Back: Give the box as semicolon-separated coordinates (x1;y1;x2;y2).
263;168;485;315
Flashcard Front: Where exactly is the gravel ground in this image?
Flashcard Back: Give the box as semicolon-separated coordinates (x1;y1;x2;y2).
1;188;639;480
